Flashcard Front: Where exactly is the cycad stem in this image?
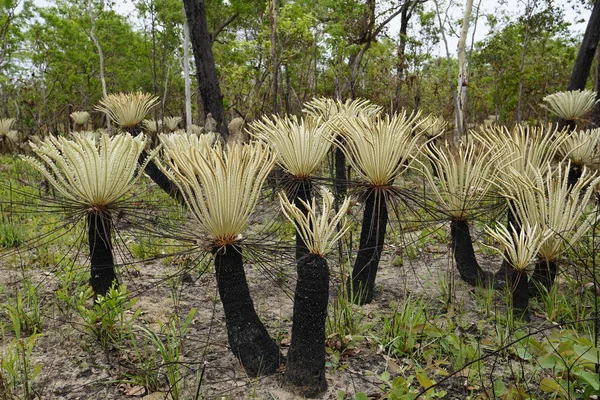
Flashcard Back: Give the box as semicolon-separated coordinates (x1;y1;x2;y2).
213;244;283;376
450;219;490;286
285;253;329;396
88;210;117;297
348;187;387;305
292;179;312;262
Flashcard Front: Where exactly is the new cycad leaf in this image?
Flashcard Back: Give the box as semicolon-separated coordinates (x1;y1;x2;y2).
557;128;600;167
303;97;382;120
542;89;598;120
279;188;351;256
23;132;153;208
336;111;426;186
486;223;551;271
158;138;275;245
250;115;334;179
95;92;159;129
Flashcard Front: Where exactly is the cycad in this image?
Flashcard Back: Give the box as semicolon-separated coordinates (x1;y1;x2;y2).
158;138;282;376
279;188;350;396
95;92;159;132
542;89;597;127
23;132;154;296
0;118;18;154
250;115;335;261
557;128;600;186
334;111;427;304
70;111;90;131
418;141;503;286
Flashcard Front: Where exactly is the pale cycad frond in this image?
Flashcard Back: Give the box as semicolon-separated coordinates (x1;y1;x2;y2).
0;118;15;134
250;115;334;179
500;162;600;261
335;111;426;186
23;132;152;208
279;187;351;256
164;116;182;132
542;89;597;120
418;141;503;220
143;119;162;133
557;128;600;166
303;97;382;120
158;140;275;244
70;111;90;125
473;124;568;185
419;114;447;138
95;92;159;128
486;223;551;271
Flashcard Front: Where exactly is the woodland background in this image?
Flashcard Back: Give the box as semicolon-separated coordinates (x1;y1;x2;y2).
0;0;594;136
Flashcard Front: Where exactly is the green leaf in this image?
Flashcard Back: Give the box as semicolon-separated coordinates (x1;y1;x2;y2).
354;393;369;400
540;377;568;397
574;371;600;391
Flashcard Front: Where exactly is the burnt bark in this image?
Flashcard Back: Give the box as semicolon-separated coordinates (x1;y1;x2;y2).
450;219;490;286
285;253;329;397
88;211;117;297
508;268;530;321
529;258;557;297
182;0;228;141
213;244;283;376
290;178;312;262
348;188;387;305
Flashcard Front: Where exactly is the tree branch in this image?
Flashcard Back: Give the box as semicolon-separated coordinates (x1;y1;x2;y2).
210;13;239;44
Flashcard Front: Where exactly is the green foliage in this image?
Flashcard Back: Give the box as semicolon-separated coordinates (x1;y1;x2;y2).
0;331;43;400
1;278;44;336
78;284;140;348
0;220;24;248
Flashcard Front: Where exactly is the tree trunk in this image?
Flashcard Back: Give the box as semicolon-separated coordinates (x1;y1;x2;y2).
285;253;329;397
269;0;279;114
290;178;312;262
182;0;228;140
509;268;530;321
456;0;474;139
88;210;117;297
392;2;413;113
567;0;600;92
183;17;193;130
450;219;490;286
88;1;110;133
348;187;388;305
529;258;557;296
213;244;283;376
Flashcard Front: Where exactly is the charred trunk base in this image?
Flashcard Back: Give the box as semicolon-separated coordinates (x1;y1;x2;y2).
289;178;312;263
567;164;583;189
529;259;557;297
214;244;283;376
348;188;388;305
450;219;491;286
285;254;328;397
88;211;117;297
508;269;530;321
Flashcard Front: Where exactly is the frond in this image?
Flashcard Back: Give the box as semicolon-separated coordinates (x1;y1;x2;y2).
250;115;334;179
23;132;152;209
303;97;382;120
334;111;426;186
163;116;182;132
158;140;275;244
143;119;162;133
418;114;447;138
501;162;600;261
70;111;90;125
557;128;600;166
418;141;503;220
0;118;16;134
542;89;598;120
95;92;159;128
279;187;351;256
485;223;551;271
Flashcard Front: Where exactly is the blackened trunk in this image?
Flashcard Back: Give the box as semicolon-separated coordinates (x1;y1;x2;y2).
291;179;312;262
494;203;521;287
213;244;282;376
450;219;489;286
88;211;117;297
182;0;229;140
529;258;557;297
334;141;347;201
348;188;387;305
508;268;530;321
285;253;329;397
567;164;583;189
567;0;600;92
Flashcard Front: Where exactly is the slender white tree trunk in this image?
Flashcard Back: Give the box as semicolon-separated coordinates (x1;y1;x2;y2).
88;1;110;132
183;18;193;131
456;0;474;142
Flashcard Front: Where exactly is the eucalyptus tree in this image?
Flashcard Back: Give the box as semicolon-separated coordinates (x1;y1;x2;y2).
279;188;350;397
23;132;156;296
158;136;283;376
334;111;427;304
